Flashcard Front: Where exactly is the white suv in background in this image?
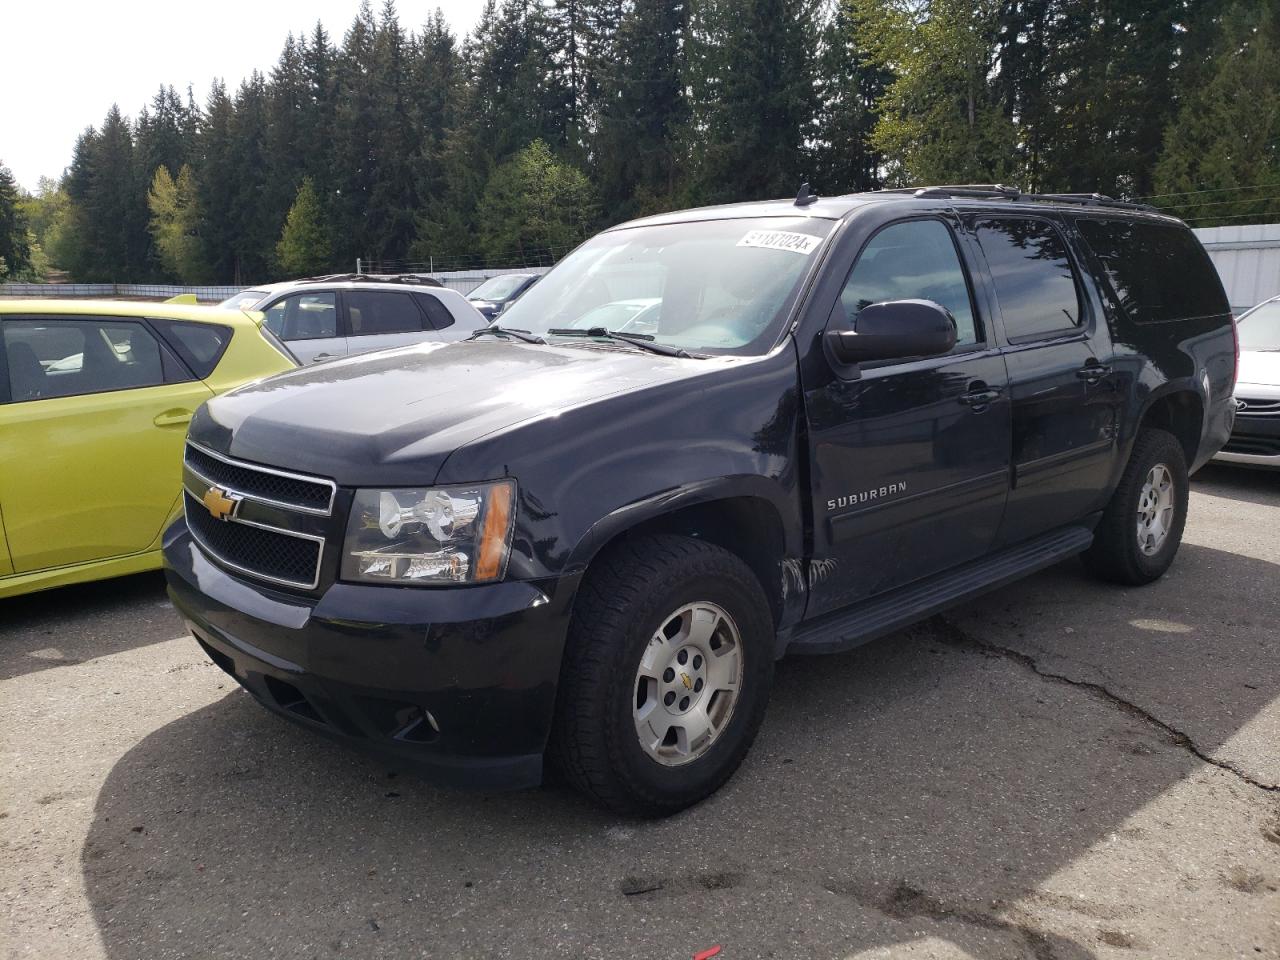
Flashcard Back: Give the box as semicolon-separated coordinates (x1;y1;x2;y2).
220;275;488;364
1216;294;1280;469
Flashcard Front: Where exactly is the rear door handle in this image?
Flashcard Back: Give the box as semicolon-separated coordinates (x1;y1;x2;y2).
153;408;193;427
1077;364;1113;384
310;353;334;363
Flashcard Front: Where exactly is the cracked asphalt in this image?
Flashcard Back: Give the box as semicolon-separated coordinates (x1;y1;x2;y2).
2;464;1277;960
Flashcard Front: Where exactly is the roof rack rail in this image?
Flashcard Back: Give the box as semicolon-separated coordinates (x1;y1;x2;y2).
295;273;444;287
875;185;1155;212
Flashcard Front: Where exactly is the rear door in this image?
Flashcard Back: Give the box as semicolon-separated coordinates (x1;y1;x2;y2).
344;289;439;356
0;315;213;571
800;215;1012;616
964;215;1119;544
261;291;345;364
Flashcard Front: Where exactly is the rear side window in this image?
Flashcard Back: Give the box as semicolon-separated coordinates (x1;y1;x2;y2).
347;291;424;335
975;218;1082;340
153;319;232;378
3;318;168;401
416;293;455;329
1077;219;1229;323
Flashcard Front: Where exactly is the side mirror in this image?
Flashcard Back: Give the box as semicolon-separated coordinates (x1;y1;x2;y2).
825;299;958;364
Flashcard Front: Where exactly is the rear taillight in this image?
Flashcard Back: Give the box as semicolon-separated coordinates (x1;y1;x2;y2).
1230;314;1239;390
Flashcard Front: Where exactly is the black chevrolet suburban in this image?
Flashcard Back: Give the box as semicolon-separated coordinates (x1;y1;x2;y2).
165;185;1236;816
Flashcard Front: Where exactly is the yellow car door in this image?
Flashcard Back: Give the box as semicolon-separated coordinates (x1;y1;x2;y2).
0;315;213;572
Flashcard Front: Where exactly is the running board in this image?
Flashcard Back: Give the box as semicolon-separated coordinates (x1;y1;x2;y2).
784;526;1094;656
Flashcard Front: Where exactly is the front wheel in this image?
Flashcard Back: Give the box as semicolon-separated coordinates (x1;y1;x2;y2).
1083;428;1189;585
551;535;774;816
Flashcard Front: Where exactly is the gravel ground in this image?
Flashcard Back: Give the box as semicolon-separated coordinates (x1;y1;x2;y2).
1;464;1277;960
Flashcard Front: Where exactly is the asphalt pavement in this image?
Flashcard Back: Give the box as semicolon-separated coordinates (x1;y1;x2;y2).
2;465;1277;960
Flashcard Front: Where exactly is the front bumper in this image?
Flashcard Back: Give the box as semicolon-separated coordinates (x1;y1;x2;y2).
163;523;578;790
1213;405;1280;469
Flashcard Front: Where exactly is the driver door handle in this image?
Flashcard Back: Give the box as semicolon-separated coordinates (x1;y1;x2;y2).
153;408;193;427
310;353;334;363
1077;363;1113;384
958;386;1003;408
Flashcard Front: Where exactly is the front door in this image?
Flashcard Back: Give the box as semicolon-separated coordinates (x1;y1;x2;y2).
964;215;1119;543
0;316;213;571
801;216;1012;617
261;291;345;364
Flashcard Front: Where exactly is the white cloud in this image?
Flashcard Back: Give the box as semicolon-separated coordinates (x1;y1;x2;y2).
0;0;489;191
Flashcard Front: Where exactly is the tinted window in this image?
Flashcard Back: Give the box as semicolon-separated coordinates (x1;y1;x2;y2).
154;319;232;378
416;293;455;330
976;218;1081;339
4;319;166;401
1077;219;1229;323
837;219;978;345
262;293;338;341
347;291;424;336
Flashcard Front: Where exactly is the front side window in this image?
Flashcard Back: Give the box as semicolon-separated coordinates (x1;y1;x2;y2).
262;293;338;341
4;319;166;401
347;291;425;336
976;218;1082;340
1077;219;1229;324
836;219;978;346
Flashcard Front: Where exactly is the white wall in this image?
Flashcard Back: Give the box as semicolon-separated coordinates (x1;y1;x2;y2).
1193;224;1280;313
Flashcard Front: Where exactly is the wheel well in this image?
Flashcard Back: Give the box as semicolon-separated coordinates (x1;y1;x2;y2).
587;498;786;626
1139;391;1203;467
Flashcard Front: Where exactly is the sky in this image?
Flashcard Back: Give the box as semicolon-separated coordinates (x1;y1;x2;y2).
0;0;490;192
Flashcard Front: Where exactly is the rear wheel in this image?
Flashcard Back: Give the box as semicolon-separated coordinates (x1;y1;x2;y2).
551;535;774;816
1083;428;1189;585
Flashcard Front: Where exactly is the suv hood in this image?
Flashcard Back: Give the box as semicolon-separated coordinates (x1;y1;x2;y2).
1237;350;1280;392
190;339;714;485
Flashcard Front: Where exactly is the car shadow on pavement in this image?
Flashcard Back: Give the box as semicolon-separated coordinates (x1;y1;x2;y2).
0;571;177;681
79;544;1279;960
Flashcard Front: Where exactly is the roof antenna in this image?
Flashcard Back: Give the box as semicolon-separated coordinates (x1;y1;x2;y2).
795;181;818;207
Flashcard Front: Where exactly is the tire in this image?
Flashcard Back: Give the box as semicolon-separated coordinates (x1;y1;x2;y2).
1083;428;1189;585
550;534;775;817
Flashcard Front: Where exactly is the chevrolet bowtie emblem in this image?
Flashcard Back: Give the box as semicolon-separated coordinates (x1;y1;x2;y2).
202;485;240;521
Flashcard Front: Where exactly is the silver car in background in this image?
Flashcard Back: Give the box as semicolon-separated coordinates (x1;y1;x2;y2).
1216;294;1280;469
220;274;488;364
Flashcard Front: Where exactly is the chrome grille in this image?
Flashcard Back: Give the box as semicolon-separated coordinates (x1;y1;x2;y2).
1235;397;1280;418
184;442;335;514
184;493;324;589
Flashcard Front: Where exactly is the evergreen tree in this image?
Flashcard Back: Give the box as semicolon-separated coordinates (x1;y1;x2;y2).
853;0;1018;186
813;3;890;193
1154;2;1280;224
474;138;598;262
0;161;34;281
683;0;821;204
147;164;207;282
198;81;240;282
593;0;688;219
276;177;333;275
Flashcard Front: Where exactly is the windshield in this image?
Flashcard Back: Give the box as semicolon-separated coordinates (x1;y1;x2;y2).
219;289;269;310
498;217;835;355
1238;300;1280;351
469;275;531;302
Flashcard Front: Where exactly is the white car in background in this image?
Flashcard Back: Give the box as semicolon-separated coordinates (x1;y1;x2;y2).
1216;294;1280;469
219;274;488;364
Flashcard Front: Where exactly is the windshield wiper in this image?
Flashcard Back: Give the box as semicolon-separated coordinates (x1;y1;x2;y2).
546;327;692;358
468;325;547;344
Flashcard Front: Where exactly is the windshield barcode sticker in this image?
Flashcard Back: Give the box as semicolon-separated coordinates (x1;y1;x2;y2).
737;230;823;255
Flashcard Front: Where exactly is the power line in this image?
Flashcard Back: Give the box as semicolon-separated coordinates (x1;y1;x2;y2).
1154;194;1280;211
1137;183;1280;201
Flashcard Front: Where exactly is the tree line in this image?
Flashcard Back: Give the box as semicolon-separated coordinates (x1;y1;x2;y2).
2;0;1278;285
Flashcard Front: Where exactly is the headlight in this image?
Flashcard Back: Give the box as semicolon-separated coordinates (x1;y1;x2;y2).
341;480;516;585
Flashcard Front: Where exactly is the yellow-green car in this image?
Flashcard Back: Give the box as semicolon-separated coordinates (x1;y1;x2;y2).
0;300;295;598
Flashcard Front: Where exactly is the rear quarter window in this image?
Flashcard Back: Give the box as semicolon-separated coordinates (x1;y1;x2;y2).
1077;219;1229;323
416;293;455;329
152;319;233;379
